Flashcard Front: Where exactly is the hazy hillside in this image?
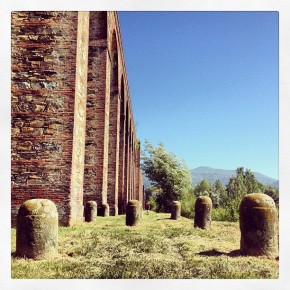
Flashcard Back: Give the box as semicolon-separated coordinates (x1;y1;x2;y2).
142;166;278;188
190;167;278;186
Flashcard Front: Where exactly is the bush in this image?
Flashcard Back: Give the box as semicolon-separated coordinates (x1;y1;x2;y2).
180;191;196;219
148;195;157;212
212;200;239;222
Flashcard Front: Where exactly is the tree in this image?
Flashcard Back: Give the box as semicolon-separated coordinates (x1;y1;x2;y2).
141;140;193;212
210;179;227;207
264;185;279;205
225;167;262;220
194;179;211;196
227;167;260;200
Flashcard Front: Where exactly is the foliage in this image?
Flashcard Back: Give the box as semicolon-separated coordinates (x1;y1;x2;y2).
180;190;196;219
221;167;261;221
141;140;193;212
144;186;159;212
194;179;211;196
193;179;227;208
226;167;261;201
265;187;279;205
262;185;279;205
11;213;278;279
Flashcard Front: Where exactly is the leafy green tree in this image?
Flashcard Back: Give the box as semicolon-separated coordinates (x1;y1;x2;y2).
264;185;279;205
227;167;260;200
144;186;160;212
141;140;193;212
194;179;211;196
210;179;227;207
224;167;262;221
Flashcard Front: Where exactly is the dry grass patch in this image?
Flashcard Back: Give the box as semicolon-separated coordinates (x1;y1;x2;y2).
11;212;278;279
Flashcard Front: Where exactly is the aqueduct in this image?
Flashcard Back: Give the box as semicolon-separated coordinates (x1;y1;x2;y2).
11;11;144;226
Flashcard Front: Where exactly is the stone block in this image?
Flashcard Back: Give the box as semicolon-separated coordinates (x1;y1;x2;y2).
16;199;58;259
194;196;212;230
98;203;110;217
170;201;181;220
239;193;278;258
126;200;142;226
84;201;97;222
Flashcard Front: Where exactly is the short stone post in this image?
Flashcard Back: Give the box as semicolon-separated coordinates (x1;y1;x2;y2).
16;199;58;259
126;200;142;226
98;203;110;217
239;193;278;258
194;196;212;230
84;201;97;222
171;201;181;220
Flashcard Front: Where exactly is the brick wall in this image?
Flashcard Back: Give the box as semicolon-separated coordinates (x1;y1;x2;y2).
11;11;143;226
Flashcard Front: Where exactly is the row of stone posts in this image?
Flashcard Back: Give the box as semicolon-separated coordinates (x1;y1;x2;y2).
15;198;143;259
15;193;278;260
170;193;278;258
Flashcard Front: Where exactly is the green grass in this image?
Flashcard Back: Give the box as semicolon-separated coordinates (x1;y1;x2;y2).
11;212;278;279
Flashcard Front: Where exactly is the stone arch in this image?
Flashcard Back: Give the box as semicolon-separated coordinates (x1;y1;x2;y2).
107;29;120;215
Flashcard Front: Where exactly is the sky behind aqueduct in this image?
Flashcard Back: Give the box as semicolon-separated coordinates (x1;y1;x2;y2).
119;11;278;180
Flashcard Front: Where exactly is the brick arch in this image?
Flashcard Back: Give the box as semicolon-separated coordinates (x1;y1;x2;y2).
107;28;120;215
118;76;126;213
123;104;131;206
110;30;118;95
83;11;109;209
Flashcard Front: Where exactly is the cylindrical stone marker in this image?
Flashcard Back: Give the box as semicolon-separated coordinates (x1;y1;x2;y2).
98;203;110;217
239;193;278;258
194;196;212;230
126;200;142;226
84;201;97;222
171;201;181;220
16;199;58;259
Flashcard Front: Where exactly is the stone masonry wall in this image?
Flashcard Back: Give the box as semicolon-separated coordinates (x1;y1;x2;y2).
11;11;144;226
11;11;79;226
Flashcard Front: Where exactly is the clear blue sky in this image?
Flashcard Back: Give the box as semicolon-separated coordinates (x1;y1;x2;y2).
119;12;278;179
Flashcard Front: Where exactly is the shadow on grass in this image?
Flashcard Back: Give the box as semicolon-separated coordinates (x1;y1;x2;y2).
199;249;241;257
156;218;172;221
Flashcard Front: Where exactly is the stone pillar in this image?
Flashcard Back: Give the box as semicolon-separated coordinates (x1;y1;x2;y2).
171;201;181;220
84;201;97;222
194;196;212;230
11;11;89;226
126;200;142;226
239;193;278;258
16;199;58;259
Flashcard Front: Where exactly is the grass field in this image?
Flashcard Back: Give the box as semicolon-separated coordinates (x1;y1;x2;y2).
11;212;279;279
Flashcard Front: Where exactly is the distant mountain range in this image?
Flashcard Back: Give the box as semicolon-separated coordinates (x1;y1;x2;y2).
190;167;278;187
142;166;278;188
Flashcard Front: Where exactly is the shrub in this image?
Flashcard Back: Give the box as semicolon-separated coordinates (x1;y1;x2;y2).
212;200;239;222
180;191;195;219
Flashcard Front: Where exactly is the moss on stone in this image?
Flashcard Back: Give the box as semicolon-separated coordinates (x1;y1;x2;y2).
194;196;212;230
126;200;142;226
170;201;181;220
16;198;58;260
239;193;278;258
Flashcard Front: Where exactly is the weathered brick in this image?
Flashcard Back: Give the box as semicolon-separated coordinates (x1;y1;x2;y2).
11;11;144;227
